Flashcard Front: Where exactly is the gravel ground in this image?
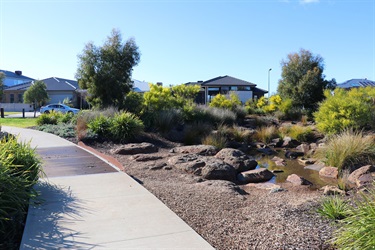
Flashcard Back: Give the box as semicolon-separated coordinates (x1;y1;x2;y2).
87;138;335;250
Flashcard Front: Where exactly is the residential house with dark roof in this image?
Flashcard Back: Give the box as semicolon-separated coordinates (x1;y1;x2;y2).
185;75;267;104
336;78;375;89
0;69;34;87
3;77;81;107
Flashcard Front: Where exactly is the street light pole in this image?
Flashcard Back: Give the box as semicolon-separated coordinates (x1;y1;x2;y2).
268;68;272;98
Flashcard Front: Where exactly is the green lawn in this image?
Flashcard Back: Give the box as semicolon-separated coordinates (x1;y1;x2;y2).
0;118;37;128
4;112;20;116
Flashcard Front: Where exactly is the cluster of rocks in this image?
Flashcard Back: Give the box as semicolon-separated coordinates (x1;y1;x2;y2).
111;143;277;185
110;141;375;193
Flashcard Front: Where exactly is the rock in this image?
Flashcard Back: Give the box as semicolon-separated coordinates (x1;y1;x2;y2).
285;151;304;159
215;148;257;173
196;180;245;195
296;143;310;154
286;174;312;186
149;162;167;170
304;162;325;171
297;158;316;165
271;156;286;166
348;165;375;188
170;145;218;156
270;138;283;147
201;158;237;182
319;167;338;179
282;137;301;148
257;147;276;155
237;168;275;184
309;143;318;150
245;182;281;190
111;143;158;155
168;154;206;174
321;185;346;196
131;154;163;162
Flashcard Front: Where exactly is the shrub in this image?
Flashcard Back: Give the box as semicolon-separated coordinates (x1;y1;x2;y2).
109;112;144;142
124;91;144;115
88;115;112;138
286;125;315;142
38;124;76;138
314;130;375;172
225;125;252;143
202;132;227;150
37;112;60;125
182;121;213;145
333;186;375;249
0;137;42;248
254;126;280;144
209;92;241;110
316;196;351;220
153;109;183;133
315;88;375;134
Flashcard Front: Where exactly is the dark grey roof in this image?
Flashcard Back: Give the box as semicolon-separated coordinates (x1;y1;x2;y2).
0;69;34;81
252;87;268;93
202;75;256;87
337;79;375;89
4;77;79;92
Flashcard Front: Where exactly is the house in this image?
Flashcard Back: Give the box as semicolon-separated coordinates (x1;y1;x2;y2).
0;70;34;87
336;78;375;89
185;75;267;104
3;77;81;107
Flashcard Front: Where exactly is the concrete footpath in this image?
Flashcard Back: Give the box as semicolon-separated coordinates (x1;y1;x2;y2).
2;126;213;249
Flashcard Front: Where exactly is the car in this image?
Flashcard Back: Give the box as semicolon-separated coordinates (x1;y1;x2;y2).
40;104;80;114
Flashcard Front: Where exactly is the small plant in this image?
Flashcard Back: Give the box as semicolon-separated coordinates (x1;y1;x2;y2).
88;115;112;138
109;112;144;142
254;126;280;144
333;186;375;249
337;169;351;191
152;109;183;134
183;121;213;145
202;132;227;150
314;130;375;172
287;125;315;142
36;112;60;125
316;196;351;221
229;125;252;143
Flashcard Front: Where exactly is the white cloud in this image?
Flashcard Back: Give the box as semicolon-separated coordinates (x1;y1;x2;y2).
300;0;320;4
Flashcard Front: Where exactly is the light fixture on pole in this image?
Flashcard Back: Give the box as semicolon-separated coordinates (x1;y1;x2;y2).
268;68;272;98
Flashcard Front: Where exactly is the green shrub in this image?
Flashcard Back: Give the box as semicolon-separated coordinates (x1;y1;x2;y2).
254;126;280;144
281;124;315;142
37;112;59;125
209;93;241;110
333;186;375;249
88;115;113;138
109;112;144;142
124;91;144;115
314;130;375;172
0;137;42;248
315;88;375;134
153;109;183;133
316;196;351;220
38;124;76;138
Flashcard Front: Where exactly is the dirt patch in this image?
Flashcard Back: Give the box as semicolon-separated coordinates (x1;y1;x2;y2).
86;137;335;250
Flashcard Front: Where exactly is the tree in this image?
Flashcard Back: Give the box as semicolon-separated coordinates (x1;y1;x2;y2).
0;72;5;101
76;29;140;109
23;80;49;117
277;49;334;112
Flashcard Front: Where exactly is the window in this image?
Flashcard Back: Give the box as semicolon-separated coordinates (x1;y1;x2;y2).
18;94;23;103
10;94;14;103
237;86;251;91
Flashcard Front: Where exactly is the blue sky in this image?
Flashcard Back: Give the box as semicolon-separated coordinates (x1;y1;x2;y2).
0;0;374;94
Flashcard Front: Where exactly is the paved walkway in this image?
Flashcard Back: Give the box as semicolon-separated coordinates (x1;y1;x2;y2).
2;126;213;249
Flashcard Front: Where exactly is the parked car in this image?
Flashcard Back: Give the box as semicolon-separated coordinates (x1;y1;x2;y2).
40;104;80;114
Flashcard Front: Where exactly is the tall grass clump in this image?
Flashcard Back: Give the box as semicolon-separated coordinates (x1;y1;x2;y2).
202;132;227;150
254;126;280;144
151;109;183;133
314;130;375;172
182;121;213;145
0;137;42;248
316;196;351;221
109;112;144;142
332;186;375;249
279;124;315;142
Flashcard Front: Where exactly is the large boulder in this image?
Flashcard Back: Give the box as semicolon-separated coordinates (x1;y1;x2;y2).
168;154;206;174
237;168;275;184
201;158;237;182
170;145;218;156
111;143;158;155
286;174;312;186
215;148;257;173
348;165;375;188
319;166;338;179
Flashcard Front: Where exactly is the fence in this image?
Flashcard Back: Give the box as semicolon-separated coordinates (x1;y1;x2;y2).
0;103;34;112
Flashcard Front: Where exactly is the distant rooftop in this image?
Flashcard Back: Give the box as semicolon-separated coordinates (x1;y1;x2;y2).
337;78;375;89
